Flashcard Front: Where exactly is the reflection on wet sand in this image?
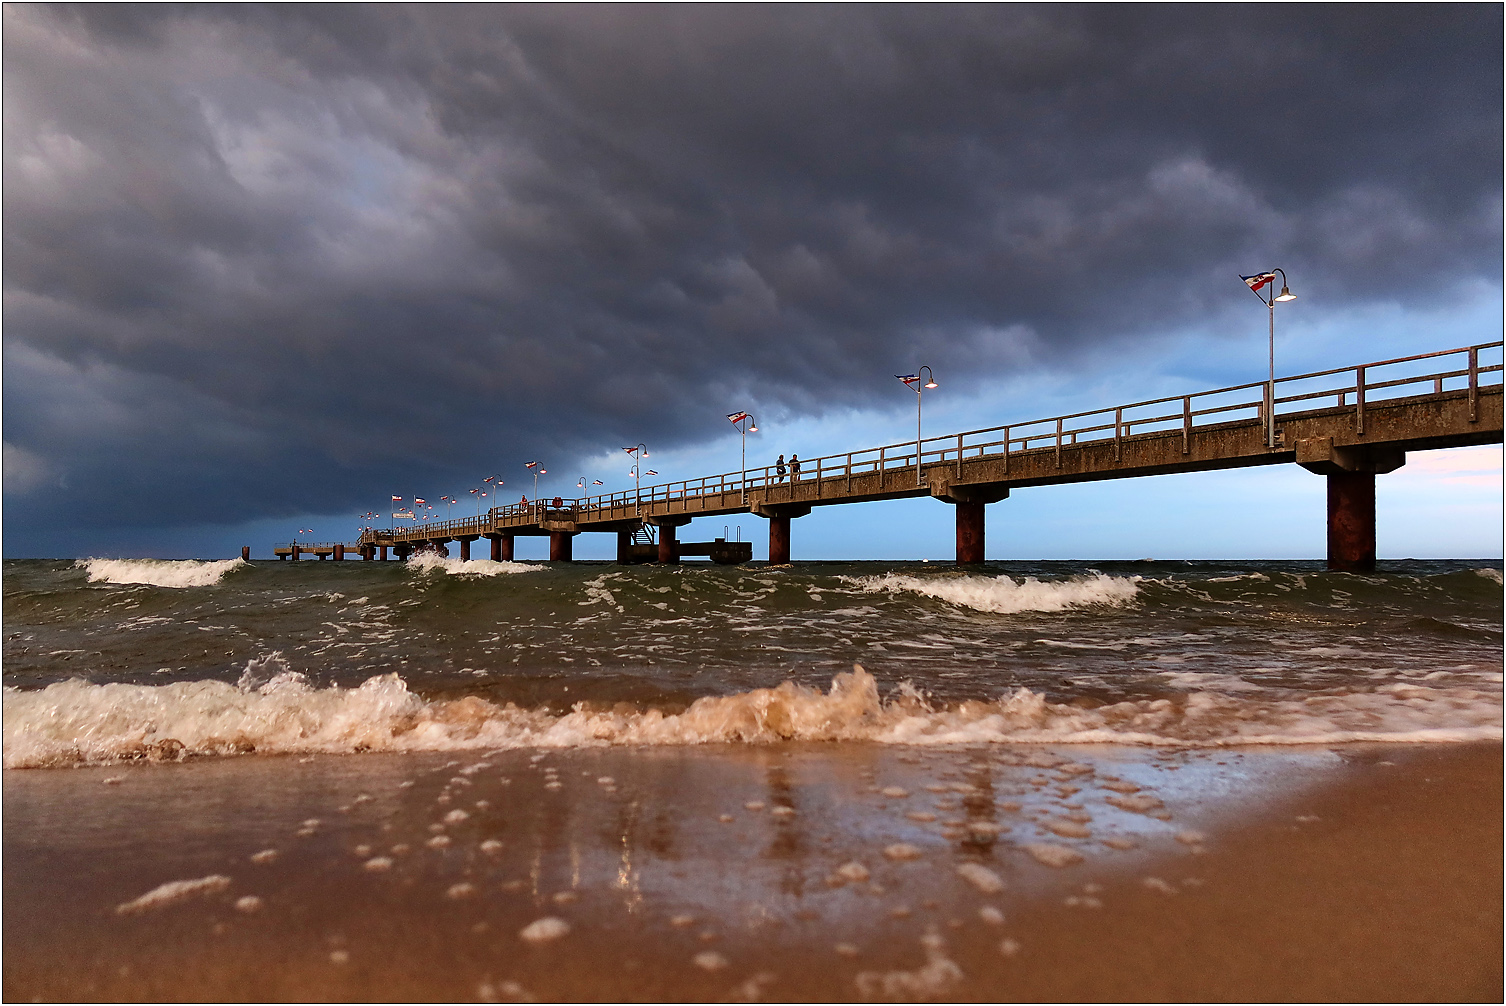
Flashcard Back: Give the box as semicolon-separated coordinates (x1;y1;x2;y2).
2;742;1500;1002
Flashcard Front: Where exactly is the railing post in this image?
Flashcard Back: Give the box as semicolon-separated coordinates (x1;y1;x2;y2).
1468;346;1479;422
1114;407;1123;461
816;455;822;498
1181;396;1191;455
879;446;885;490
1356;365;1366;436
1055;417;1063;469
846;453;852;491
1002;427;1009;475
956;433;963;478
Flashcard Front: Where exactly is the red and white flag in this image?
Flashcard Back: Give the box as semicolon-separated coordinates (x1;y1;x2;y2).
727;412;747;425
392;495;403;501
525;461;538;469
1241;271;1276;293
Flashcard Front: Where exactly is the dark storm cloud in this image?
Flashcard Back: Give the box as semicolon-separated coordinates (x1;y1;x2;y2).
4;4;1500;547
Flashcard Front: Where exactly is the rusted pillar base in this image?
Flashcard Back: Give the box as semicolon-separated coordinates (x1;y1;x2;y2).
550;532;574;562
617;530;634;564
1328;472;1376;572
769;515;791;564
659;524;679;564
380;545;389;561
956;501;985;564
334;544;344;560
277;554;286;561
395;545;411;562
292;546;300;561
241;546;250;561
459;538;471;561
499;535;514;562
488;535;501;561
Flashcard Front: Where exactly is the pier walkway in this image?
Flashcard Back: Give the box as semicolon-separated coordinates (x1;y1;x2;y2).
356;342;1502;572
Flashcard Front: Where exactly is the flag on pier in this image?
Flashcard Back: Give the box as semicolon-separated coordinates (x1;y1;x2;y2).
622;447;638;455
896;374;919;388
727;412;747;425
415;498;426;505
1241;271;1276;293
392;495;402;501
645;470;658;477
592;480;603;486
525;461;538;469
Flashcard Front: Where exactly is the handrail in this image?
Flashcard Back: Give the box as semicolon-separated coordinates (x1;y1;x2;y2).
360;341;1501;544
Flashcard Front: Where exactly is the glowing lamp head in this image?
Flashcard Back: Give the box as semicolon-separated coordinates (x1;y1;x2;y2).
924;379;938;389
1275;286;1296;302
748;423;758;432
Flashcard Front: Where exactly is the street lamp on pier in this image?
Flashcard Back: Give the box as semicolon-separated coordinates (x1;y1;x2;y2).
623;445;649;516
524;462;545;500
897;368;938;485
1241;269;1297;448
726;412;757;503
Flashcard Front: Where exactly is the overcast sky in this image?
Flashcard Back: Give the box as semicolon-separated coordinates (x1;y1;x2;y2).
4;4;1501;560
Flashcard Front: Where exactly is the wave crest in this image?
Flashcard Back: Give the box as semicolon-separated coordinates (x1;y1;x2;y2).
407;554;544;576
77;558;247;588
4;663;1498;769
848;572;1140;614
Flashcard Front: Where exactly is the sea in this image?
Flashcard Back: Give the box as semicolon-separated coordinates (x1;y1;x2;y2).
5;556;1501;768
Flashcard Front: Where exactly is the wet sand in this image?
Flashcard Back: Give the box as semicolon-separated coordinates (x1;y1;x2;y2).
4;741;1500;1002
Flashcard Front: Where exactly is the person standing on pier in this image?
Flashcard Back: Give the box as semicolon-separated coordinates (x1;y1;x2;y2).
776;454;787;482
790;455;801;482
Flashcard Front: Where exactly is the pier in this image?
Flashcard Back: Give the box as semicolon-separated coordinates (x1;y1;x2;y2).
346;342;1500;573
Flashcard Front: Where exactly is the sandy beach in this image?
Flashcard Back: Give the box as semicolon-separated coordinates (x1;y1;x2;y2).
4;740;1499;1002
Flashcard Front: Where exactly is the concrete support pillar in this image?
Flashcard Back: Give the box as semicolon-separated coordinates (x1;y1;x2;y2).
362;546;373;561
956;501;986;564
550;532;575;562
769;515;791;564
498;535;514;562
241;546;250;561
318;551;327;560
278;554;286;561
617;530;634;564
334;544;344;560
459;538;471;561
380;545;389;561
1327;472;1376;573
292;545;300;561
395;544;412;562
658;524;679;564
1296;439;1402;575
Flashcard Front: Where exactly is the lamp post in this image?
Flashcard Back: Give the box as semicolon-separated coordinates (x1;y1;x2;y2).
726;412;758;503
897;368;938;485
623;444;649;516
1241;269;1296;447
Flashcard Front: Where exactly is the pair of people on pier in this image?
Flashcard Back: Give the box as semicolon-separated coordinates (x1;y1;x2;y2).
774;454;802;482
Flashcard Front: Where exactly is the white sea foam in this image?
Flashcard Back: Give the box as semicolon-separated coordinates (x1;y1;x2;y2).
3;663;1500;769
78;558;247;588
847;573;1140;614
406;554;544;576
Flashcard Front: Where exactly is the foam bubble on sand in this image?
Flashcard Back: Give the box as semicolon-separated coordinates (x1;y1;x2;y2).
883;843;923;861
848;571;1140;615
519;917;570;944
978;906;1005;925
855;929;964;1000
407;554;544;576
7;661;1502;768
234;895;263;913
250;849;278;864
834;862;870;883
693;951;729;972
116;875;231;914
956;863;1004;894
1024;844;1083;867
78;558;246;588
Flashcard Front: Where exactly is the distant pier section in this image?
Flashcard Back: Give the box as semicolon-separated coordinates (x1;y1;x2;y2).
326;342;1499;572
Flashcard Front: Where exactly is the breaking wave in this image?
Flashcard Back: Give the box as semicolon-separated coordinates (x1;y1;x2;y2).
406;554;545;576
848;572;1140;614
5;660;1498;769
77;558;247;588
